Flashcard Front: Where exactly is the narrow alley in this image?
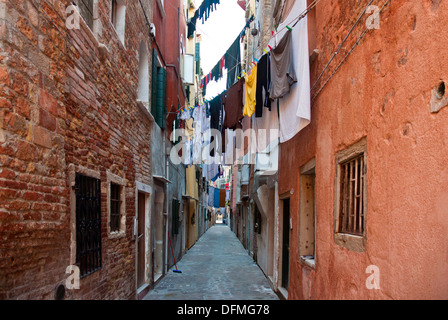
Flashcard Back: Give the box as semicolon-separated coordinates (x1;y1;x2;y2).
144;224;279;300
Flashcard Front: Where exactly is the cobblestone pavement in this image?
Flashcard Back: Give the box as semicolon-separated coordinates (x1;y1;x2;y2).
143;224;279;300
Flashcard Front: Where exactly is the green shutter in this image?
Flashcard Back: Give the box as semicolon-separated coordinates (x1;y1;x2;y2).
156;67;167;129
195;42;201;75
195;43;200;61
151;49;158;119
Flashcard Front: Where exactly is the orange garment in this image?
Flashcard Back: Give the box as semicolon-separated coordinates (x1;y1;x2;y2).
243;65;257;117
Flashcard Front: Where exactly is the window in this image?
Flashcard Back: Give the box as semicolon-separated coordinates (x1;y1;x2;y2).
299;159;316;268
334;138;367;252
75;173;102;277
151;49;167;129
75;0;94;29
111;0;126;45
339;155;364;235
172;199;180;235
195;42;201;75
110;183;122;232
107;172;126;236
138;42;149;106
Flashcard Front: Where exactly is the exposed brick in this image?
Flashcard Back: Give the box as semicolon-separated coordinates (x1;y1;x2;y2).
32;125;52;149
0;66;10;86
6;112;29;137
16;139;39;161
38;108;56;132
15;96;31;119
0;168;16;179
9;70;28;96
0;98;13;110
1;0;156;301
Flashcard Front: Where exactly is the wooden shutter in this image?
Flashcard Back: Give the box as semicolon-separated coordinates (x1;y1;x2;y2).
156;67;167;129
195;42;200;75
151;49;158;119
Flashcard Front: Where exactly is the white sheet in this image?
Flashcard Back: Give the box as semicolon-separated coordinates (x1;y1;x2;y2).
267;0;311;143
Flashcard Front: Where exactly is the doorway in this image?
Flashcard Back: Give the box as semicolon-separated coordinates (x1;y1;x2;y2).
152;184;165;283
137;192;146;289
281;198;290;291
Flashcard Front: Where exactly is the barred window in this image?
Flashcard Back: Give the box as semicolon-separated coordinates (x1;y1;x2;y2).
334;138;367;252
75;173;102;277
110;183;122;233
338;155;365;236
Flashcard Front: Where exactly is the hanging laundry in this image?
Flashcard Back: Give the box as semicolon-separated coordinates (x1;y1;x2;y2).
214;188;220;208
187;10;199;39
185;118;195;140
225;35;242;89
222;78;244;129
255;53;272;118
267;0;311;143
198;0;221;24
208;185;214;207
269;29;297;100
210;61;222;82
219;189;226;207
209;94;223;157
209;94;223;130
243;65;257;117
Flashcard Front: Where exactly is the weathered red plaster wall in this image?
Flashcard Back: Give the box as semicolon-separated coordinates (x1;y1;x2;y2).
279;0;448;299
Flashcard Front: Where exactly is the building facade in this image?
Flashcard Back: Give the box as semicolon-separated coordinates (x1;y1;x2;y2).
231;0;448;300
0;0;198;300
0;0;157;299
281;0;448;300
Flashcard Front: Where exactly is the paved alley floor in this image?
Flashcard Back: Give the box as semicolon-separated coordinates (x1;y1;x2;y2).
143;224;279;300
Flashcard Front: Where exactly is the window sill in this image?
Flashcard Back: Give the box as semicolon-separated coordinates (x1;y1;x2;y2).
108;230;126;239
299;256;315;269
334;233;365;252
137;100;155;123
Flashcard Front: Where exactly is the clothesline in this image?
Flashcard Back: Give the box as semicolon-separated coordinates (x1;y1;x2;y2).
201;0;320;94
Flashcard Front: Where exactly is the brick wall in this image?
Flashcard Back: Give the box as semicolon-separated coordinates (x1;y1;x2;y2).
1;0;154;299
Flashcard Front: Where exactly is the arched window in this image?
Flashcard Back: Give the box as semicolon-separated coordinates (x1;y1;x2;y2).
138;42;149;106
111;0;126;45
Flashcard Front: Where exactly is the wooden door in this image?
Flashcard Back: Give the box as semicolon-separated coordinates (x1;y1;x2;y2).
137;192;146;288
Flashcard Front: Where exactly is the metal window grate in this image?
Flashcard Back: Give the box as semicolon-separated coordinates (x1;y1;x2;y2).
75;173;102;278
110;183;122;233
339;154;365;236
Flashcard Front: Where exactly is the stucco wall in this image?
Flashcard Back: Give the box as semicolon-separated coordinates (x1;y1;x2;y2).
280;0;448;299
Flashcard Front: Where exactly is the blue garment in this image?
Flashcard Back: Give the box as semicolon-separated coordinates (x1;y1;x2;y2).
214;188;220;208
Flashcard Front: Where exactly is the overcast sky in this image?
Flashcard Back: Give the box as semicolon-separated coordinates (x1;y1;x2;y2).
194;0;246;99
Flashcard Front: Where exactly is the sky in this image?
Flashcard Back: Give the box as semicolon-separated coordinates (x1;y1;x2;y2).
194;0;246;99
